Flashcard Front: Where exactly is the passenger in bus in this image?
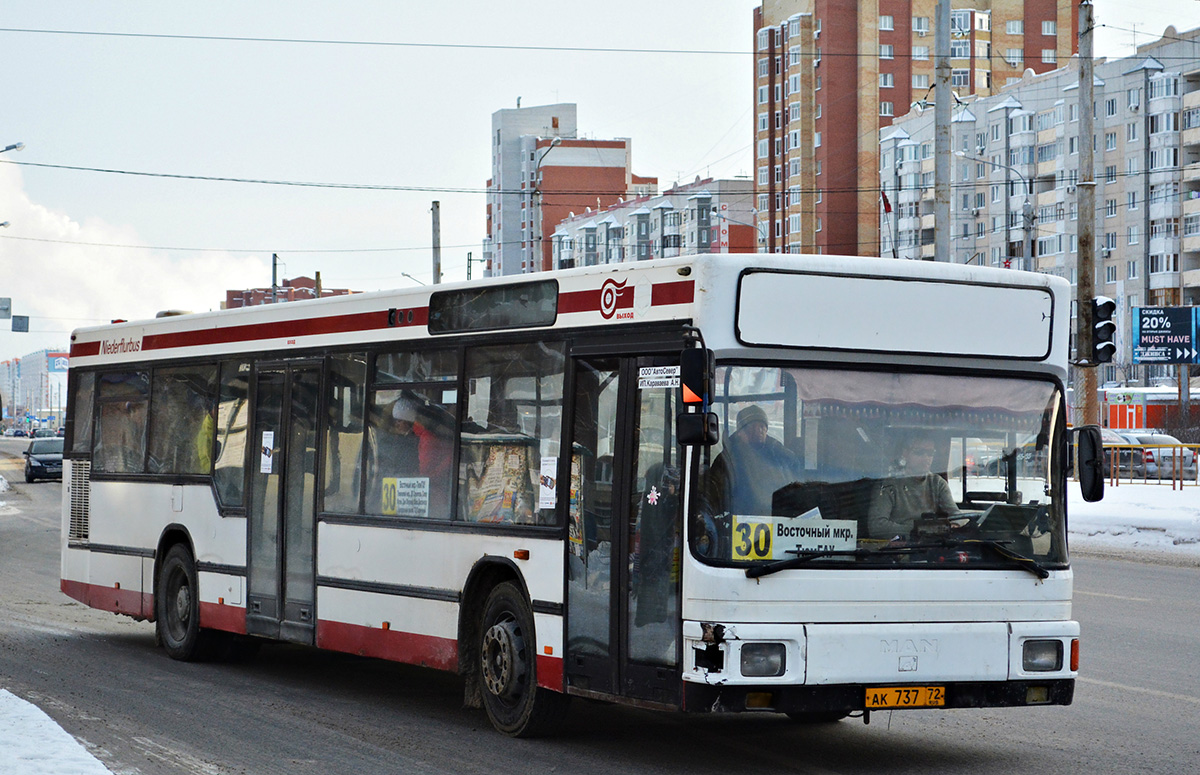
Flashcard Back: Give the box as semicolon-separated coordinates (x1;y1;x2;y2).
384;398;454;516
705;404;801;516
868;434;960;540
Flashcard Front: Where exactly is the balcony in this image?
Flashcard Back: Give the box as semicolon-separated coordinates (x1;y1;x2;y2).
1184;161;1200;185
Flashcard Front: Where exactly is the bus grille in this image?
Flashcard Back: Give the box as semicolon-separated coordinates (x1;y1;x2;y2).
69;461;91;541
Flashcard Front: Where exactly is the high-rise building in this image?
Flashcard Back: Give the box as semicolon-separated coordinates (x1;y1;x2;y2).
881;24;1200;387
485;103;656;276
753;0;1077;257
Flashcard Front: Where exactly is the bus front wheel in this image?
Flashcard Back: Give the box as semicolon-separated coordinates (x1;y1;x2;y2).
478;582;568;737
156;544;210;661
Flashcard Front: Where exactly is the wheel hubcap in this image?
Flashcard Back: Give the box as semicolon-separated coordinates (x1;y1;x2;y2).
482;617;526;700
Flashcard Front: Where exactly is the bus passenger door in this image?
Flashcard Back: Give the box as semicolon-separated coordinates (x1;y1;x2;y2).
566;355;681;706
247;363;321;644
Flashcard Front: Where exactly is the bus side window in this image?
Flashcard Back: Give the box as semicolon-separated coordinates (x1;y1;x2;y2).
366;349;458;519
68;371;96;455
147;365;218;475
93;371;151;474
213;361;251;507
458;341;565;526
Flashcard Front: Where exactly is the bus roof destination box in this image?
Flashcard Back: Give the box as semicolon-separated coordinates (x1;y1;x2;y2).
736;270;1054;360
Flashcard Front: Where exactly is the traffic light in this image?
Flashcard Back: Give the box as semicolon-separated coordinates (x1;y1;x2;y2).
1092;295;1117;364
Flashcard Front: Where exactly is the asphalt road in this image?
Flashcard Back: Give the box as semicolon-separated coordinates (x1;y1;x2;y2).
1;437;1197;775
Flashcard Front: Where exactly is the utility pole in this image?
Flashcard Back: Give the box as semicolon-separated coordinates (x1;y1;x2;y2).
933;0;951;262
271;253;279;304
431;201;442;285
315;271;323;299
1077;1;1099;425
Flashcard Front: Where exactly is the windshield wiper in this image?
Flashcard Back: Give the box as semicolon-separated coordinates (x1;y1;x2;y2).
745;547;920;579
965;539;1050;579
745;539;1050;579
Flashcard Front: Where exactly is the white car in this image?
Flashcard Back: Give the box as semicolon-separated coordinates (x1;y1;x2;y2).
1122;432;1197;479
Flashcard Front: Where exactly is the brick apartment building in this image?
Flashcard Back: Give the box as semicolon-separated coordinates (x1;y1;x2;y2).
753;0;1077;258
223;275;356;309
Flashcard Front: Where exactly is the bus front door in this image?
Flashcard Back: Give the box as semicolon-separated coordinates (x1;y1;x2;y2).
566;356;681;706
247;363;321;644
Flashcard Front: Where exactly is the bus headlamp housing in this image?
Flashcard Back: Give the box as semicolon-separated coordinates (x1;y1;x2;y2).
740;642;786;677
1022;639;1064;672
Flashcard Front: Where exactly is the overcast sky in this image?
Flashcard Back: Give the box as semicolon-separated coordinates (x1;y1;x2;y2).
0;1;1196;360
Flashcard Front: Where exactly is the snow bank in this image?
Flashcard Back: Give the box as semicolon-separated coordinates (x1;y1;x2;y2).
0;690;112;774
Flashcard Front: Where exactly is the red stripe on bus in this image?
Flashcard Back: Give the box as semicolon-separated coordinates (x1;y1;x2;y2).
142;310;394;351
69;278;693;358
536;653;564;691
199;601;248;634
61;578;152;619
651;279;695;306
317;619;459;672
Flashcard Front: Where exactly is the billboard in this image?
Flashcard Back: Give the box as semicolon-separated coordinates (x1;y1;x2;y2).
1132;307;1198;365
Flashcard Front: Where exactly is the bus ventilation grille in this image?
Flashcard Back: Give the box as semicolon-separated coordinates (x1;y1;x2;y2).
69;461;91;541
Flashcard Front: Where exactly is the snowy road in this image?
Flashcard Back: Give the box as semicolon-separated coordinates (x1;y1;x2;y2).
1;447;1198;774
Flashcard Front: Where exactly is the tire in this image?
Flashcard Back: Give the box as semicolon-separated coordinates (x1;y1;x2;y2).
24;467;35;483
156;544;211;661
478;582;569;737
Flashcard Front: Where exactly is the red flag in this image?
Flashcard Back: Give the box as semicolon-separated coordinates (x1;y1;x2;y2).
880;189;892;214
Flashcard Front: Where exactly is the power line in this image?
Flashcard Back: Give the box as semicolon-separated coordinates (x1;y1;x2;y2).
0;27;750;56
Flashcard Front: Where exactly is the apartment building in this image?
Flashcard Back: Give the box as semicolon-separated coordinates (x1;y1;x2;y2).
881;25;1200;385
484;103;656;277
549;178;756;269
753;0;1075;258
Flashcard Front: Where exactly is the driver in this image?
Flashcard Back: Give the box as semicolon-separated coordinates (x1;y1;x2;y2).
868;433;960;540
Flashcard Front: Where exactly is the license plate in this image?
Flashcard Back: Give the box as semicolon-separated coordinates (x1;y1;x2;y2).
865;685;945;709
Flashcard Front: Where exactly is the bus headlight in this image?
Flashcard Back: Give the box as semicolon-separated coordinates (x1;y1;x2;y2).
740;643;786;677
1022;640;1063;672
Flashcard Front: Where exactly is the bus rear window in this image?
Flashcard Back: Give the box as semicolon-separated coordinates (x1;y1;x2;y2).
427;280;557;334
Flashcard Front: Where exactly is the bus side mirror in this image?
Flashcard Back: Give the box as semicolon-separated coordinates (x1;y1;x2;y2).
678;346;718;446
1074;425;1104;503
678;412;718;446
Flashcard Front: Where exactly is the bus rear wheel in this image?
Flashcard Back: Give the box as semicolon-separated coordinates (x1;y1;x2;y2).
156;544;211;661
478;582;569;737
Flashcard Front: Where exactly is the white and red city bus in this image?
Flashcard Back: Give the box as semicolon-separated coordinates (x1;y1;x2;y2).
61;253;1100;736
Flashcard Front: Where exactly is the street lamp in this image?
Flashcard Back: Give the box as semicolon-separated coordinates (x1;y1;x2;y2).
711;206;766;252
1;142;24;154
954;150;1035;271
529;136;562;274
400;272;426;286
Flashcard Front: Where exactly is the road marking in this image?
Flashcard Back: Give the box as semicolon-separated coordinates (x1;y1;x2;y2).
1078;677;1200;705
1075;590;1151;602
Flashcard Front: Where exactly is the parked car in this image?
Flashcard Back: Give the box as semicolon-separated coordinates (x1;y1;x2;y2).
1122;431;1197;479
11;429;27;437
1099;427;1136;476
23;437;64;483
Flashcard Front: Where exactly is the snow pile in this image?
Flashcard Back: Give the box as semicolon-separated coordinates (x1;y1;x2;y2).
0;473;9;493
0;691;112;774
1068;482;1200;557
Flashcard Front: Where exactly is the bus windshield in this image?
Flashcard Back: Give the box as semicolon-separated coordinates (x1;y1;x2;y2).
692;365;1066;572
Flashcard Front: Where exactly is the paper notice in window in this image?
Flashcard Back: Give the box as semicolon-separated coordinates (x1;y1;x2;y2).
539;456;557;510
260;431;274;474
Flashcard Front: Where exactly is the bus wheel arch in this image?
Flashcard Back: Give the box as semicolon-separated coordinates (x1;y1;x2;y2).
458;558;525;709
